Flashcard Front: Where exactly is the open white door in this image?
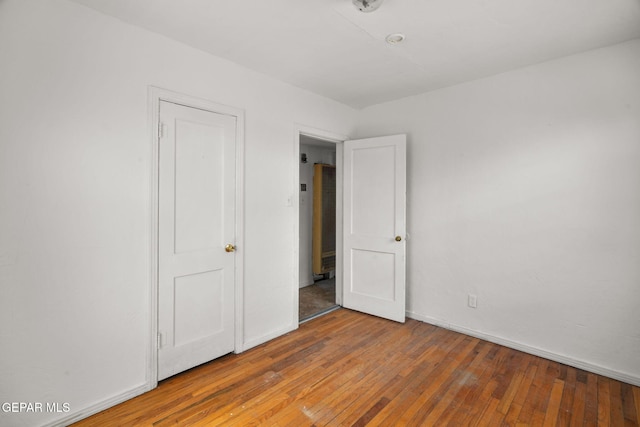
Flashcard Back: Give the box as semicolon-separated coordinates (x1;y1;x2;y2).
343;134;406;323
157;100;236;380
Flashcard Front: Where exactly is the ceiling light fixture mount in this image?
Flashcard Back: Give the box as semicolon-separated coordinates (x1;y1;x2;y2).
385;33;406;45
352;0;384;13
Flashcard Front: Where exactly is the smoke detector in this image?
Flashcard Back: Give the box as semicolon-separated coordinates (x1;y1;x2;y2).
352;0;384;13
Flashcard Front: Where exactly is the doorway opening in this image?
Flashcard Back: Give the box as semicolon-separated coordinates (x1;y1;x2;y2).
299;135;339;322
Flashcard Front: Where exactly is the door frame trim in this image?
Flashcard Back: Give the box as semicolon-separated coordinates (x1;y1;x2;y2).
147;86;245;389
293;125;349;326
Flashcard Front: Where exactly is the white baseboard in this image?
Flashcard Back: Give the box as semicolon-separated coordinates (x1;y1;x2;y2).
42;383;152;427
299;280;313;288
406;311;640;388
43;325;298;426
240;323;297;353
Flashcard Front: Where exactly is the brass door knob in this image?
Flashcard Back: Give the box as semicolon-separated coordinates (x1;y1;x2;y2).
225;244;236;253
395;236;402;242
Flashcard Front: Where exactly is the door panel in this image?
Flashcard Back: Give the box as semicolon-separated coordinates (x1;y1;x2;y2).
158;101;236;380
351;145;396;237
343;134;406;323
173;270;224;346
173;120;224;253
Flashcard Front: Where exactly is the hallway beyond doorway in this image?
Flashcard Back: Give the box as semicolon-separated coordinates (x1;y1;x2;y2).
299;278;337;321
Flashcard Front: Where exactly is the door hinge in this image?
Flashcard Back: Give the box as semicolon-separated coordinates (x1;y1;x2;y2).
157;332;162;349
158;121;164;139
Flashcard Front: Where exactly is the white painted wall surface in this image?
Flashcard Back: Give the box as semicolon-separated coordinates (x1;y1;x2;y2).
299;144;336;287
355;39;640;385
0;1;356;425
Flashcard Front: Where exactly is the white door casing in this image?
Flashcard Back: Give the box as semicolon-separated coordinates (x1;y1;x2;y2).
342;134;406;323
294;126;348;326
157;100;236;380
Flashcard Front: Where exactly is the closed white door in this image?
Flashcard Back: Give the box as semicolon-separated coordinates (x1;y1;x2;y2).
343;134;406;323
158;100;236;380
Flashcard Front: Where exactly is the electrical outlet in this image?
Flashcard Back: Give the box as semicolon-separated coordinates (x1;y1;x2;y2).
468;294;478;308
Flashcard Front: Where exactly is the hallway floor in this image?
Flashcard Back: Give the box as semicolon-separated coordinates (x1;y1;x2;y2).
299;278;336;321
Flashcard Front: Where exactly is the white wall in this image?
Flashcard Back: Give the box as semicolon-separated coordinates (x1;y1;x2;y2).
299;143;336;287
355;39;640;385
0;1;356;426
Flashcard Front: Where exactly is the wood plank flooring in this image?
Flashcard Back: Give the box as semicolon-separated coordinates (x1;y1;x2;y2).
73;309;640;426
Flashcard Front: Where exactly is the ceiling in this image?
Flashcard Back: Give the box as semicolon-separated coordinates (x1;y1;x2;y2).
70;0;640;109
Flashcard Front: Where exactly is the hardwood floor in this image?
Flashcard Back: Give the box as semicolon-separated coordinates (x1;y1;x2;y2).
74;309;640;426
